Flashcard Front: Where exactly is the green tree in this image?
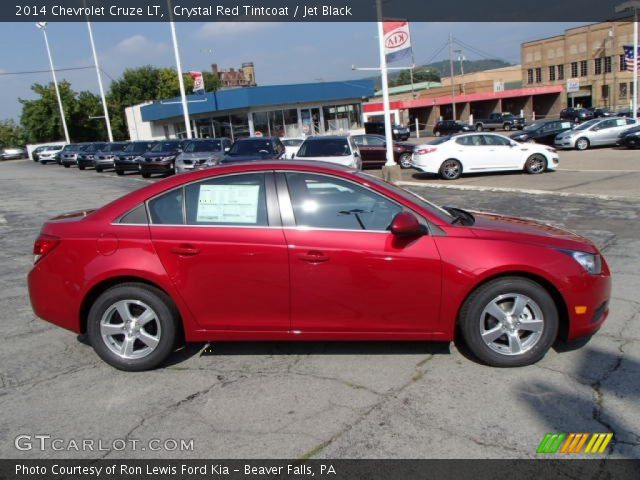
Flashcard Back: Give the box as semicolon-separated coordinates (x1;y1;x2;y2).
0;119;25;148
390;68;440;87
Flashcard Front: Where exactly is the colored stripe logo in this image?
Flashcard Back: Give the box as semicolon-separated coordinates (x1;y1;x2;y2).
537;433;613;454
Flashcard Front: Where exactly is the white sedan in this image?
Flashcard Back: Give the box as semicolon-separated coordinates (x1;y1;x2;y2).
411;132;558;180
281;137;305;159
294;136;361;169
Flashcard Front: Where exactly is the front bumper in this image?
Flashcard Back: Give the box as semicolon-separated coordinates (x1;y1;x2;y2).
565;269;612;340
61;156;78;166
554;138;575;149
139;161;174;174
114;160;141;172
77;157;96;168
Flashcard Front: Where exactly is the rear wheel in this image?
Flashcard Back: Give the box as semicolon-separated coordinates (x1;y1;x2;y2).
504;123;512;131
458;277;558;367
524;154;546;174
575;137;590;151
475;124;484;132
399;153;412;169
87;283;179;371
434;130;441;137
439;159;462;180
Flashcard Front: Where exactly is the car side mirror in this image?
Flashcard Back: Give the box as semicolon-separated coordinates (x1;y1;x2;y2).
389;212;426;237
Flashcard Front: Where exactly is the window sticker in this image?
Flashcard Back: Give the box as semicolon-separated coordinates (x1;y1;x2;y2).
196;184;260;223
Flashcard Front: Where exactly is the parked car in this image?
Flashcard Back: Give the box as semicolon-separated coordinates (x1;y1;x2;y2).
37;145;65;164
411;133;558;180
616;125;640;148
175;138;232;174
1;147;27;160
554;117;637;150
114;141;156;175
616;109;640;118
586;107;617;118
77;142;108;170
433;120;472;137
220;137;286;164
28;161;611;371
281;137;305;159
510;119;575;145
32;145;58;162
93;142;130;172
473;113;525;132
60;144;90;168
138;140;189;178
351;134;415;169
560;107;594;123
364;121;411;141
294;136;361;169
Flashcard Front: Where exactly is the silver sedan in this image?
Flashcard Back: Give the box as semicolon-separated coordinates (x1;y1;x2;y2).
554;117;637;150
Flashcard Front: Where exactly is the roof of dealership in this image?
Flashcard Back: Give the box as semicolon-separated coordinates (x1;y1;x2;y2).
141;79;376;123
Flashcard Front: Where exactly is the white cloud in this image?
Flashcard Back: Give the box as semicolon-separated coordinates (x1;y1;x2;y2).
114;35;169;56
193;22;279;40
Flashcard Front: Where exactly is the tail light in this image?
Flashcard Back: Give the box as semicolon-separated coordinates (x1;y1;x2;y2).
33;234;60;264
415;147;437;155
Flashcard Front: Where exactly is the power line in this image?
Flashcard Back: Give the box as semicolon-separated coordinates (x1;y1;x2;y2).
0;66;96;77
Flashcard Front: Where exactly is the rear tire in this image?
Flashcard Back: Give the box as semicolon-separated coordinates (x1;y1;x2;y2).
434;131;441;137
95;167;103;173
475;124;484;132
525;154;546;174
575;137;590;151
78;165;85;171
115;169;124;176
64;164;70;168
439;159;462;180
458;277;558;367
504;123;512;131
87;283;179;371
399;153;412;169
141;172;151;178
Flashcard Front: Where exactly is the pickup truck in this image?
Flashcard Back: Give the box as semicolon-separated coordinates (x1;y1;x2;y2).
473;113;526;132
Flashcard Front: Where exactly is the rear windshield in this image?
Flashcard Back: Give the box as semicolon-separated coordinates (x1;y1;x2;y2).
184;140;222;153
297;139;351;157
227;139;275;156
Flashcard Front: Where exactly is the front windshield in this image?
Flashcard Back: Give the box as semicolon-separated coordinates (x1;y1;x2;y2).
103;143;127;152
150;141;180;152
124;142;150;153
184;140;222;153
574;119;600;131
85;143;106;152
227;139;275;156
357;172;454;223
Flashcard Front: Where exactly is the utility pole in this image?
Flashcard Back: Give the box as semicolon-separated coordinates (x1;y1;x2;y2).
456;50;466;95
86;19;113;142
449;32;457;120
168;0;193;139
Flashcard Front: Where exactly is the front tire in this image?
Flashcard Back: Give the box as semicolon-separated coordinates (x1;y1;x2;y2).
78;165;85;171
399;153;412;169
458;277;558;367
141;172;151;178
87;283;179;371
575;137;590;151
115;169;124;176
439;159;462;180
504;123;512;131
95;167;103;173
525;154;546;174
63;164;70;168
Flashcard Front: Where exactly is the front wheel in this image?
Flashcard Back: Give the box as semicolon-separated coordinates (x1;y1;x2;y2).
575;137;590;151
141;172;151;178
525;154;546;174
63;164;70;168
439;159;462;180
458;277;558;367
434;130;441;137
87;283;179;371
504;123;512;131
399;152;412;169
475;124;484;132
78;165;85;171
95;167;103;173
115;169;124;176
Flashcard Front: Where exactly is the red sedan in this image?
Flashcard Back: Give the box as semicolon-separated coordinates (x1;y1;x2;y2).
28;161;611;371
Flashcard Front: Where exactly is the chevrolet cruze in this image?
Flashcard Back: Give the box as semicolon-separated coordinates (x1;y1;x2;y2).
28;161;611;371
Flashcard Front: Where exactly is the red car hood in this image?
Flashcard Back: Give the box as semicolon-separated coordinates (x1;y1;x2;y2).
469;211;597;253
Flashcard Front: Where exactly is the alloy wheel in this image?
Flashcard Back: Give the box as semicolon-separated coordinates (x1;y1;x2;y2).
479;293;544;356
100;300;161;360
399;153;412;168
442;160;461;179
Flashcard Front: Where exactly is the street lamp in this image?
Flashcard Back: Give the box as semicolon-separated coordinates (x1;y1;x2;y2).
35;22;70;144
616;1;640;120
86;20;113;142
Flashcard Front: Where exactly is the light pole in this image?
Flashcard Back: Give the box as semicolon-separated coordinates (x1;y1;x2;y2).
86;20;113;142
35;22;70;144
616;1;640;120
168;0;192;139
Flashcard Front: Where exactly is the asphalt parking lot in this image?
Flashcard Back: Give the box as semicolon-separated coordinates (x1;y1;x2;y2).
0;151;638;459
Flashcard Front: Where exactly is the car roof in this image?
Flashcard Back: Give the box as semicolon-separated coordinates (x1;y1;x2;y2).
303;135;349;141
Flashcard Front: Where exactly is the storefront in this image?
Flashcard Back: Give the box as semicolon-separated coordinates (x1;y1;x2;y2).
126;80;374;141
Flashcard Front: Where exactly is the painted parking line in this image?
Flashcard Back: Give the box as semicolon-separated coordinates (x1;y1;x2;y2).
396;181;636;201
557;168;640;173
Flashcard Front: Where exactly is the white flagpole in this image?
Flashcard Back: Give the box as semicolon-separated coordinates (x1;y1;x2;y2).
376;1;395;167
86;19;113;142
168;0;193;139
634;7;638;120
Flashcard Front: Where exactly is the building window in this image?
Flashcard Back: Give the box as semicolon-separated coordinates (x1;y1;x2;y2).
549;65;556;81
571;62;578;78
527;68;534;84
620;82;628;99
595;58;602;75
229;113;250;140
620;54;626;72
535;67;542;83
580;60;588;77
557;64;565;80
601;84;609;99
283;109;300;137
252;111;269;136
605;56;612;74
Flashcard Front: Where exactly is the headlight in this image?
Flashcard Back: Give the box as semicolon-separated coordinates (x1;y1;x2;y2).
565;250;602;275
392;129;399;133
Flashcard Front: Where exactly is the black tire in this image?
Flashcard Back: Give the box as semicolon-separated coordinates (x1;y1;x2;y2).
458;277;558;367
87;283;179;371
475;124;484;132
434;130;441;137
439;159;462;180
115;169;124;176
64;164;70;168
141;172;151;178
524;154;547;174
78;165;85;171
504;123;512;131
399;152;412;169
95;167;103;173
575;137;590;151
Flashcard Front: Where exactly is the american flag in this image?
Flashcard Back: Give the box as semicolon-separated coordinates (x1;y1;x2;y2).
623;45;640;71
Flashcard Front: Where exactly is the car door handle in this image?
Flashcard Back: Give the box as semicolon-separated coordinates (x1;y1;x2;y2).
297;250;330;263
170;245;201;256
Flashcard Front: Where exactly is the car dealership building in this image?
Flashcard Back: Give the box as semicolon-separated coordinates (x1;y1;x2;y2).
125;79;375;141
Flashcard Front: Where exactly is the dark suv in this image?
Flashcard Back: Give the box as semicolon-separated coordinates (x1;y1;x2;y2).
138;140;189;178
364;122;411;141
114;141;156;175
76;142;108;170
560;108;594;123
433;120;472;137
220;137;286;164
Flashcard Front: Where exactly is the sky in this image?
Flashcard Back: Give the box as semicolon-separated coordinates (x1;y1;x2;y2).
0;22;586;121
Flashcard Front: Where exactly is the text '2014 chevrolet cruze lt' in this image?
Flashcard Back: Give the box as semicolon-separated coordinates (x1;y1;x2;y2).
28;161;611;371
